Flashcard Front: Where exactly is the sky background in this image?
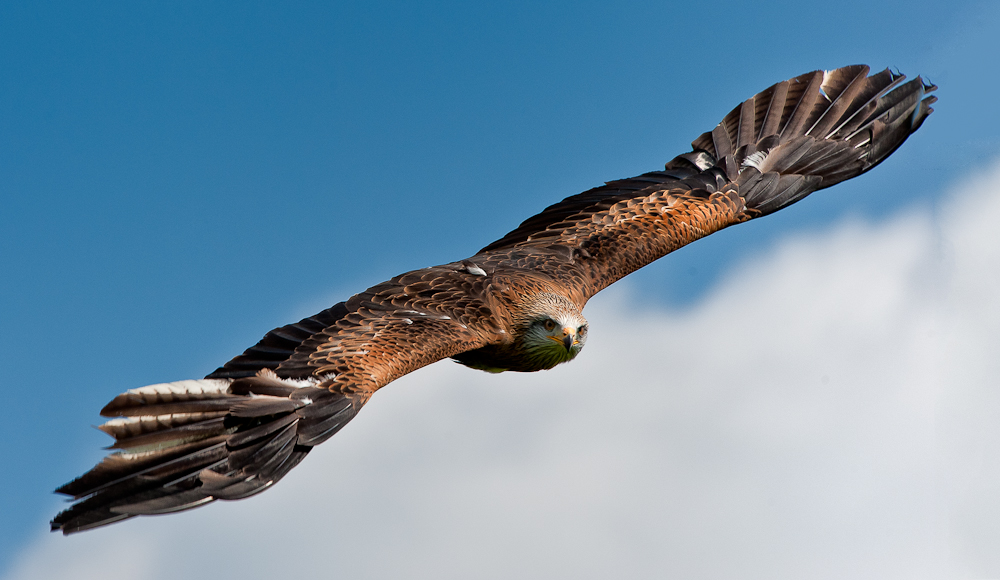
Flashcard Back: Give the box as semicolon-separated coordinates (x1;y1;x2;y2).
2;1;999;577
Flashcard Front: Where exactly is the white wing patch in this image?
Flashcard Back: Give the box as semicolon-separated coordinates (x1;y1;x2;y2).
742;150;770;171
820;70;834;101
126;379;232;400
98;373;327;453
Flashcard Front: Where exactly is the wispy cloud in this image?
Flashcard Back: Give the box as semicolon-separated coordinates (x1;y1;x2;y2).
10;160;1000;579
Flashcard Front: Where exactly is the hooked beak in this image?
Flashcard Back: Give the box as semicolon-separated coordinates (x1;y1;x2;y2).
562;328;574;351
548;328;577;352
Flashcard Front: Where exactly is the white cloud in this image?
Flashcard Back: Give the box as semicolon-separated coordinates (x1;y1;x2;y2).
9;160;1000;579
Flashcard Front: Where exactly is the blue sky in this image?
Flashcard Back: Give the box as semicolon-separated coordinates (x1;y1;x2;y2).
3;1;1000;576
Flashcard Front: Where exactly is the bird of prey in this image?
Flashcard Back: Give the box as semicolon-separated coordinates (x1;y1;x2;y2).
52;64;937;534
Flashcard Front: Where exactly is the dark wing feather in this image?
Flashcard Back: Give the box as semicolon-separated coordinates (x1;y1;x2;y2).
203;304;350;378
53;265;506;534
476;65;936;301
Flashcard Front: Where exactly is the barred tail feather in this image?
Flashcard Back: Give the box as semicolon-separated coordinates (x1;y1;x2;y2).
51;372;368;534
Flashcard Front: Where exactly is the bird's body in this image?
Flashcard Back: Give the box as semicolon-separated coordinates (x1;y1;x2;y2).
453;288;588;373
52;65;937;534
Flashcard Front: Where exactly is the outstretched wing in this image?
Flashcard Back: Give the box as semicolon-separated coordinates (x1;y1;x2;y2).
52;265;505;534
53;64;936;534
477;65;937;302
208;264;504;387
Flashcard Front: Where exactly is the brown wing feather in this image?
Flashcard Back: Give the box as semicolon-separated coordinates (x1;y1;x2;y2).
474;187;749;304
209;264;506;391
476;65;936;303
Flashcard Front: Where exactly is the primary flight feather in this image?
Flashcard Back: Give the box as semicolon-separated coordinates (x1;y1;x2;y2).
52;64;936;534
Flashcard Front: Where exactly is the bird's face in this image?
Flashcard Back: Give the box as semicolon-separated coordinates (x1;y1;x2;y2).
523;310;588;370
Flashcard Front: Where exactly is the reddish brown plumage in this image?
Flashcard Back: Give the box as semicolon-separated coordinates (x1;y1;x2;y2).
52;65;936;534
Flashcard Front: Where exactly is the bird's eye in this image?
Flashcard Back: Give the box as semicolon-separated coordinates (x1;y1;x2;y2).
578;324;588;336
543;319;556;331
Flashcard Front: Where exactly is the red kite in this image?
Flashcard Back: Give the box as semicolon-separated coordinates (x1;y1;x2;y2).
52;65;936;534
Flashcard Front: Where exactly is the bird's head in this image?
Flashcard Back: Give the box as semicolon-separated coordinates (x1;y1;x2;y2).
518;293;588;370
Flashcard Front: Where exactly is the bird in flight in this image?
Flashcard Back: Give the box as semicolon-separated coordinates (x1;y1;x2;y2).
52;64;937;534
